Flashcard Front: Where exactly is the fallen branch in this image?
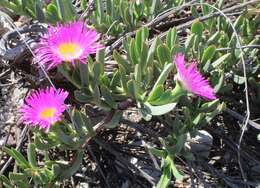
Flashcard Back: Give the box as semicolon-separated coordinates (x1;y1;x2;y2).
225;108;260;130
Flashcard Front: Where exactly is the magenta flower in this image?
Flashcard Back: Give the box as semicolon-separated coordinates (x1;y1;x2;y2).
35;21;103;70
20;87;69;130
174;53;216;100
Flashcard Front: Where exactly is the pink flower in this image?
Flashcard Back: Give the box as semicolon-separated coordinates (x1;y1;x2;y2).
174;53;216;100
20;87;69;130
35;21;103;70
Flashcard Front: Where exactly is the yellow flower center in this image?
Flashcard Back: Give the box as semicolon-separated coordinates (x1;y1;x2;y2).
40;108;56;119
58;43;81;60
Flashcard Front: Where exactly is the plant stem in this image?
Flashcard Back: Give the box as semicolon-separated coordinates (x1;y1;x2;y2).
171;82;186;102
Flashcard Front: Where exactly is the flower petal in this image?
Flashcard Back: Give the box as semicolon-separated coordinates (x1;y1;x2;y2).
19;87;69;130
35;21;103;70
174;53;216;100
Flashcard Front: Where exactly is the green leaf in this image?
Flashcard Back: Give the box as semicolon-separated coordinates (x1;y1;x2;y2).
139;107;152;121
34;134;57;150
56;128;75;147
207;31;220;45
123;6;134;28
21;0;32;12
123;38;131;59
38;170;51;184
4;2;20;14
143;102;177;116
129;38;138;64
25;6;36;19
106;0;112;15
35;1;45;22
203;59;211;72
56;0;76;22
184;34;195;55
100;85;116;108
71;109;84;137
93;86;103;107
217;0;225;8
118;65;128;92
201;45;216;64
183;107;192;124
101;74;111;87
113;51;129;71
191;21;204;35
198;99;220;112
27;143;37;168
58;64;80;89
201;3;210;15
249;77;260;90
59;150;83;179
166;27;177;51
3;147;30;169
0;175;12;188
214;71;224;92
92;62;103;88
174;134;185;154
147;146;166;158
148;63;173;100
211;53;230;68
72;69;81;87
192;35;200;51
9;172;28;188
74;89;93;103
105;111;123;128
234;14;244;30
156;161;171;188
46;3;60;23
193;113;205;125
147;37;160;67
169;157;183;181
80;113;95;137
127;79;139;99
14;181;28;188
96;0;104;20
150;0;160;16
150;90;173;105
52;164;61;179
96;49;105;64
79;63;89;87
145;66;154;87
157;44;171;65
0;0;10;7
9;173;28;183
110;70;121;89
24;169;40;184
191;5;200;18
81;0;87;9
205;102;226;123
147;85;164;102
135;27;149;53
134;64;142;83
170;82;186;102
139;43;149;70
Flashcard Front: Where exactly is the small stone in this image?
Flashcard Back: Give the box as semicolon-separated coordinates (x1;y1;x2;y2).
0;137;5;146
130;157;138;165
81;167;87;173
0;160;5;165
5;116;14;124
76;182;89;188
186;130;213;158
